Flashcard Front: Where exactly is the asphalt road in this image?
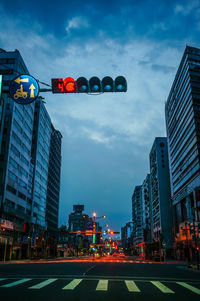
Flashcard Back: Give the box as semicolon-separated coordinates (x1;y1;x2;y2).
0;257;200;301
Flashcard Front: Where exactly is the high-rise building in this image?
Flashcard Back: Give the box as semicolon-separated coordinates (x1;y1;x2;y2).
0;49;62;260
132;185;143;250
0;50;34;230
149;137;173;255
31;98;52;229
141;174;152;243
165;45;200;259
46;124;62;237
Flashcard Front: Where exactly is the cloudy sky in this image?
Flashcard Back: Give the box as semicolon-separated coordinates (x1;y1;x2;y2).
0;0;200;233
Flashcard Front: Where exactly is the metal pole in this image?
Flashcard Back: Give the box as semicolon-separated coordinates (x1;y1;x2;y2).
93;216;96;244
3;238;7;261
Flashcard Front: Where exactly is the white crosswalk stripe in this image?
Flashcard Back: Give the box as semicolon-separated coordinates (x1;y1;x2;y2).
96;280;108;291
62;279;82;290
125;280;140;292
0;277;200;295
151;281;175;293
177;282;200;295
29;279;57;289
1;279;32;288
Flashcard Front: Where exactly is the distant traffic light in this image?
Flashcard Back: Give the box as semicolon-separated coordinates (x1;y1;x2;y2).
51;76;127;93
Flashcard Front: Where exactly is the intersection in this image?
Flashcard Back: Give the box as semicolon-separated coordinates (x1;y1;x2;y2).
0;256;200;301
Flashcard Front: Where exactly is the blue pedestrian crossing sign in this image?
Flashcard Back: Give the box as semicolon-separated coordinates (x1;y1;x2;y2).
9;74;39;104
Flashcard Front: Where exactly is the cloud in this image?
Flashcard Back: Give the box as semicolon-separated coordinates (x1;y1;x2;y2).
174;0;200;15
65;16;89;33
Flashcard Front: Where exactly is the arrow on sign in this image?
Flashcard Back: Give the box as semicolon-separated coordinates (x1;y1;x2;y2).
15;77;29;84
29;84;36;98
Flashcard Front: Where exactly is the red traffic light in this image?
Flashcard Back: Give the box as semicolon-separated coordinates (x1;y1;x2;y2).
63;77;76;93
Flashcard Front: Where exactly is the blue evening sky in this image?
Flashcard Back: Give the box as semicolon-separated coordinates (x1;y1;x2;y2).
0;0;200;234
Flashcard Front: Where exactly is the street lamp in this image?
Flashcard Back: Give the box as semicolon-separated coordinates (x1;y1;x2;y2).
92;213;106;244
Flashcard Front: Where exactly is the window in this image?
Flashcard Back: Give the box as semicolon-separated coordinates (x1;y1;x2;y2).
8;170;18;182
19;166;28;177
11;144;20;157
18;191;26;200
12;131;21;145
14;107;23;122
21;155;29;166
17;204;25;212
9;157;19;169
6;199;15;209
13;119;23;134
6;184;17;195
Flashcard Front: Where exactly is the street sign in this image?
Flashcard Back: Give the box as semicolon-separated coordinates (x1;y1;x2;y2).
9;74;39;104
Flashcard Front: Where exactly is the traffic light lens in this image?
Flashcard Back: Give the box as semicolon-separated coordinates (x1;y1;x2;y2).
63;77;76;93
80;85;87;92
116;84;124;91
91;85;99;92
104;85;112;91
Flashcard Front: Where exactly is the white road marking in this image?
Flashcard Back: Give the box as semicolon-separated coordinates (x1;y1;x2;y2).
96;280;108;291
28;278;57;289
125;280;141;292
1;278;31;287
177;282;200;295
151;281;175;293
62;279;82;290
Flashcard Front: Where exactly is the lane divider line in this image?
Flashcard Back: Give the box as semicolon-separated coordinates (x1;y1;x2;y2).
176;282;200;295
28;278;57;289
125;280;141;292
151;281;175;293
62;279;82;290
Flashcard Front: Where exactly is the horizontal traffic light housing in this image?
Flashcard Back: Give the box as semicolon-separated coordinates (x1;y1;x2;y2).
51;76;127;93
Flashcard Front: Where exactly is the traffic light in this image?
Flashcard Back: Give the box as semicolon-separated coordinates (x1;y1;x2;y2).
102;76;114;92
76;77;89;93
115;76;127;92
51;76;127;93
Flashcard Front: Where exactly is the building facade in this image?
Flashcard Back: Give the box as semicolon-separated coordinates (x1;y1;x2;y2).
0;49;62;260
132;185;143;251
149;137;173;256
141;174;152;243
121;222;133;253
165;45;200;261
46;125;62;237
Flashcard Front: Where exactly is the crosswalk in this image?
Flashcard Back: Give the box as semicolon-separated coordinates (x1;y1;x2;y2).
0;278;200;295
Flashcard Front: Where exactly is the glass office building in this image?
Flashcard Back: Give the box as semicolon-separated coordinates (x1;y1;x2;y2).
31;99;51;228
0;49;35;233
